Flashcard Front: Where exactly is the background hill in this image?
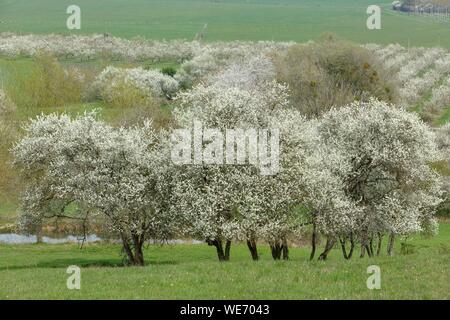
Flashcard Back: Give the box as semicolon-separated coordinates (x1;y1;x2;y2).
1;0;450;48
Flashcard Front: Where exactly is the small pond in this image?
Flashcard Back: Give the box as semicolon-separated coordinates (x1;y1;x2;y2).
0;233;204;245
0;233;102;244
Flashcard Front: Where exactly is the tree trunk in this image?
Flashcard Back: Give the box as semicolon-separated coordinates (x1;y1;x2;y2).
366;244;373;258
35;223;43;244
310;222;317;261
212;239;225;261
347;233;355;259
339;236;348;259
318;237;335;261
224;240;231;261
387;233;395;256
120;233;145;266
360;231;370;258
270;241;283;260
208;239;230;261
282;237;289;260
360;243;366;258
132;235;145;266
376;233;383;256
368;237;374;257
246;239;259;261
121;234;135;264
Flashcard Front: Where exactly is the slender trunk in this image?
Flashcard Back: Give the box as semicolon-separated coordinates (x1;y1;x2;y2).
121;234;135;265
36;231;43;244
246;239;259;261
387;233;395;256
318;237;335;261
208;239;230;261
376;233;383;256
282;237;289;260
360;244;366;258
214;239;225;261
310;222;317;261
347;233;355;259
132;235;145;266
369;237;374;257
120;233;145;266
365;245;372;258
35;223;43;244
339;236;348;259
224;240;231;261
270;242;283;260
360;230;369;258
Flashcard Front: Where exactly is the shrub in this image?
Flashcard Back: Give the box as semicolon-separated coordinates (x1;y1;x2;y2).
94;66;179;101
274;36;398;117
115;103;173;130
9;51;84;109
101;79;150;109
0;89;16;117
161;66;177;77
0;89;19;202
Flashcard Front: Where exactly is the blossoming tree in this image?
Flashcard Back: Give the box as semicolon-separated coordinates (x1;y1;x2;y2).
12;111;176;265
309;99;443;259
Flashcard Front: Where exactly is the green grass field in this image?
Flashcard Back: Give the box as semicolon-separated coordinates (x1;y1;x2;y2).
0;0;449;300
0;222;449;299
1;0;450;48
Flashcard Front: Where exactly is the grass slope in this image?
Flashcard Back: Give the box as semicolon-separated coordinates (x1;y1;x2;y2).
0;222;449;299
1;0;450;48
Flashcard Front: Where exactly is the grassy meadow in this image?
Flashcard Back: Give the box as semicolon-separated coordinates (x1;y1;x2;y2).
0;0;449;301
1;0;450;48
0;222;449;299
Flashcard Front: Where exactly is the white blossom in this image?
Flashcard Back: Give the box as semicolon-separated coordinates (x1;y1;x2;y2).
94;66;179;100
12;111;176;265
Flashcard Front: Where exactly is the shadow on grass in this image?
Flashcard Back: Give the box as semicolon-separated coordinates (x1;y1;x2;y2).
0;258;178;271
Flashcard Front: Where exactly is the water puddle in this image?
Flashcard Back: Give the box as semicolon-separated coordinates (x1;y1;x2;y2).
0;233;204;245
0;233;101;244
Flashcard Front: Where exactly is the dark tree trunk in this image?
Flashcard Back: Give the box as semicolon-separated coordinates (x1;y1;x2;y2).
132;235;145;266
366;244;373;258
339;236;348;259
212;239;225;261
310;222;317;261
376;233;383;256
360;244;366;258
282;237;289;260
208;239;231;261
387;233;395;256
347;233;355;259
368;237;374;257
121;234;135;264
318;237;335;261
120;232;145;266
270;242;283;260
224;240;231;261
35;222;43;244
246;239;259;261
360;231;370;258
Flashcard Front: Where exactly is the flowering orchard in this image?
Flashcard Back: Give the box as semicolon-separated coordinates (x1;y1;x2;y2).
366;43;450;122
2;34;449;265
12;98;445;265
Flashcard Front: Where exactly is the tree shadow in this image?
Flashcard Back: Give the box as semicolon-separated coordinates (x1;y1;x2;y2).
0;258;178;271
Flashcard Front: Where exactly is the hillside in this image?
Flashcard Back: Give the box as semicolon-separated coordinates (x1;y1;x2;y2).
1;0;450;48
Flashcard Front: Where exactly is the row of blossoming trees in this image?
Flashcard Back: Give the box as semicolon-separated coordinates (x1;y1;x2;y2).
12;84;445;265
6;36;448;266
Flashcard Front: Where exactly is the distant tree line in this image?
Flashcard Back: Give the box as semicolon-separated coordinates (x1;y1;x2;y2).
393;0;450;16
